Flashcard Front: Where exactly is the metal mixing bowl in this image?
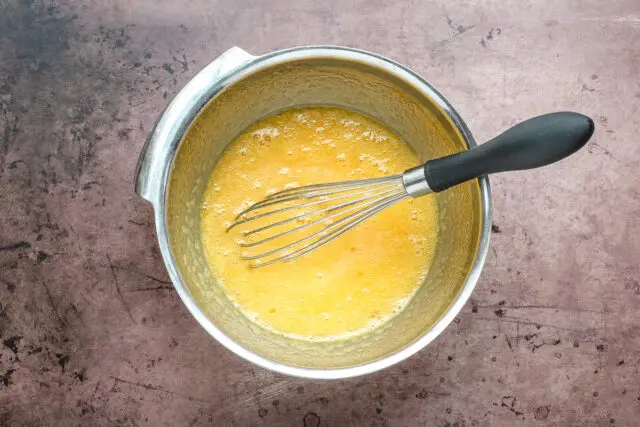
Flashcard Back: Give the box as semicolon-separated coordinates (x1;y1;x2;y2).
134;46;491;378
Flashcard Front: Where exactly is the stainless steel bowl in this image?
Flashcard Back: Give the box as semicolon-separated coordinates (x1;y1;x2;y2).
135;46;491;379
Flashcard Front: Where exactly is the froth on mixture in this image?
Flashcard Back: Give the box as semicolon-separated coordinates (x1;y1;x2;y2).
201;107;438;340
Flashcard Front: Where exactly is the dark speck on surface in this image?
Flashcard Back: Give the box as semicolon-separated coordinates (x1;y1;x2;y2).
416;389;430;399
162;63;174;74
316;397;329;406
73;368;87;382
3;336;22;355
57;354;69;372
534;406;550;420
0;369;15;389
303;412;320;427
0;241;31;251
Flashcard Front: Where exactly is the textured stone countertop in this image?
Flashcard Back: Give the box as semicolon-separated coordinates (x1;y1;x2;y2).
0;0;639;425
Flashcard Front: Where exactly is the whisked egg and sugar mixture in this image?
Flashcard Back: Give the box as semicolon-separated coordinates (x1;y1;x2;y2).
201;107;438;340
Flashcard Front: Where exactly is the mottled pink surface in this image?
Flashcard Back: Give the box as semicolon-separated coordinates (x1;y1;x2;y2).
1;0;639;425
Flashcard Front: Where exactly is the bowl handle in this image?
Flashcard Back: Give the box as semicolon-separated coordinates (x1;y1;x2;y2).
134;47;256;205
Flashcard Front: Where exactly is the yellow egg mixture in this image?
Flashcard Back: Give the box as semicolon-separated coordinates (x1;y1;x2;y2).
201;107;438;340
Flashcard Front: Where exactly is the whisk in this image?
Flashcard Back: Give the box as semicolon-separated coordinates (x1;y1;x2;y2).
228;112;594;267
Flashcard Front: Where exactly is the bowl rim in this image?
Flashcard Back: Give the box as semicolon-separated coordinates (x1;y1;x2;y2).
152;45;492;379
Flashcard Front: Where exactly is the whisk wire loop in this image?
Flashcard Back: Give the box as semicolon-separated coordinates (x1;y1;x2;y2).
227;174;409;267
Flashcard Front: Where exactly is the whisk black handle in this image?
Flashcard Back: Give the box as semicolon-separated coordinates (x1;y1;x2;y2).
422;112;595;192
